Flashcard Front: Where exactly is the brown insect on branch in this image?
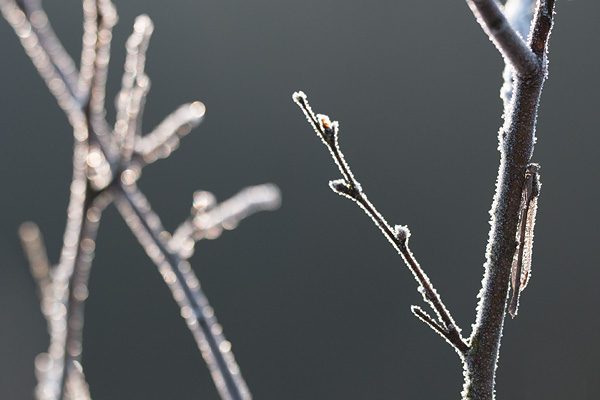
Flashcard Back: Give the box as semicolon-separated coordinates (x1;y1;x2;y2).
1;1;280;399
293;0;555;398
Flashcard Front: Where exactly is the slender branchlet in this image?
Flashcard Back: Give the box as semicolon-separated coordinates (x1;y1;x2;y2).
294;1;556;398
465;1;554;398
133;101;207;166
0;0;81;110
170;184;282;259
18;222;51;299
114;183;254;400
3;1;279;399
293;91;469;355
115;14;154;162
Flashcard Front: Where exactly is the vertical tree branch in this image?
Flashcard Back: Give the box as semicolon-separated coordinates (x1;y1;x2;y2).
463;1;555;398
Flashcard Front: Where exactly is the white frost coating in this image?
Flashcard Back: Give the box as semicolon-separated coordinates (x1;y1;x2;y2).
115;185;253;400
394;225;411;243
115;14;154;155
293;91;360;190
501;0;536;108
504;0;536;38
328;179;353;197
135;101;206;164
170;184;281;258
412;305;467;357
6;1;277;398
0;0;82;112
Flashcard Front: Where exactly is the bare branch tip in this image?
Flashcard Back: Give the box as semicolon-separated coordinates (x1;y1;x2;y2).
18;221;41;243
192;190;217;213
292;91;307;105
292;91;317;121
255;183;282;210
18;221;51;283
134;13;154;33
189;101;207;124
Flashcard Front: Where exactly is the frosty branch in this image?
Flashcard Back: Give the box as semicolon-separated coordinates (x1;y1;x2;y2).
2;1;280;400
292;93;469;354
293;0;555;399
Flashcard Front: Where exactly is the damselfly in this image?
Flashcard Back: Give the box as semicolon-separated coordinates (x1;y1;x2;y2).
509;163;541;318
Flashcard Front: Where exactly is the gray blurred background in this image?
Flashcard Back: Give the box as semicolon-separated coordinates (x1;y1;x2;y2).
1;1;598;399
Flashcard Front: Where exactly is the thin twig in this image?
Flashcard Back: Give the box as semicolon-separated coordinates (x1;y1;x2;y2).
115;183;252;400
115;14;154;162
411;306;457;346
18;222;51;299
85;0;118;157
0;0;81;110
170;184;282;259
133;102;206;166
293;92;469;355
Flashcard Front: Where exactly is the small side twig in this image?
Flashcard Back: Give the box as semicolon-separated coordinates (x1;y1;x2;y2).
114;183;253;400
293;91;468;355
170;184;282;259
18;222;51;300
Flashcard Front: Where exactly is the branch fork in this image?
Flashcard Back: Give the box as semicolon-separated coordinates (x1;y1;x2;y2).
294;1;556;398
3;1;280;399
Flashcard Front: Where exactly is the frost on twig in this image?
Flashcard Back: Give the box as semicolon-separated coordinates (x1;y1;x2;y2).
18;222;51;299
170;184;282;259
461;1;554;398
293;91;468;355
134;101;206;165
501;0;537;108
293;1;556;398
3;1;279;399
